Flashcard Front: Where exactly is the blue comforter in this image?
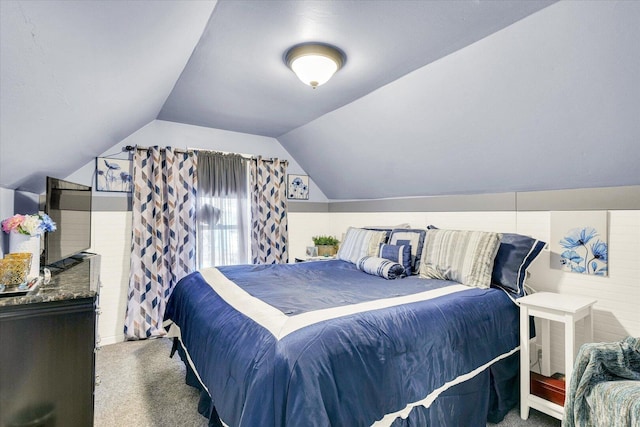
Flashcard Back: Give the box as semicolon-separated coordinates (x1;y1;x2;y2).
165;260;520;426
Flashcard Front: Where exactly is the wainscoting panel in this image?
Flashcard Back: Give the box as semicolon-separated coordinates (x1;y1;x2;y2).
89;211;132;345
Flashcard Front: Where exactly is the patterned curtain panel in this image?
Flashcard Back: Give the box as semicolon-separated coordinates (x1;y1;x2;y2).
124;146;198;340
250;157;289;264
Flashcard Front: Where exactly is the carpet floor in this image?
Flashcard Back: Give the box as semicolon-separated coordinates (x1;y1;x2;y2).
95;338;561;427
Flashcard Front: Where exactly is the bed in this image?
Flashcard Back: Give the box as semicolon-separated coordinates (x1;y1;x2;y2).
166;261;523;426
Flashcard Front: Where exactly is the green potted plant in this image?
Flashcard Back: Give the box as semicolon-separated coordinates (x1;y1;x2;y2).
312;235;340;257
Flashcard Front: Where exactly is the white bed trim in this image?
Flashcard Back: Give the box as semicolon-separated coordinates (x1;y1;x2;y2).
173;326;231;427
371;345;520;427
174;324;518;427
199;267;470;340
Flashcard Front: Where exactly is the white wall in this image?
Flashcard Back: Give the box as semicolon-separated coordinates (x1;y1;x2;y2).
89;211;131;345
519;210;640;373
0;187;15;257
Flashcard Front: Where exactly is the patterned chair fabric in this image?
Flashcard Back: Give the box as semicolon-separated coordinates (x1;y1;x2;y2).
564;336;640;427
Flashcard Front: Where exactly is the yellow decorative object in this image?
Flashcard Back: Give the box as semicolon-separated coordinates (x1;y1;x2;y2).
5;252;33;266
0;255;32;286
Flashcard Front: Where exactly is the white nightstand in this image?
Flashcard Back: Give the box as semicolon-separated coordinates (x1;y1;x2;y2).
519;292;597;421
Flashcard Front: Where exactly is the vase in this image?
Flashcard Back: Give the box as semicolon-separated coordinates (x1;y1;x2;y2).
316;245;336;257
9;233;41;279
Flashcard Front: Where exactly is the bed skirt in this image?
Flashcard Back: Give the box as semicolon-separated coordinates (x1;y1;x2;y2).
172;338;519;427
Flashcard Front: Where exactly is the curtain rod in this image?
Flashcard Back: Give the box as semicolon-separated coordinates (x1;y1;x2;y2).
123;145;288;165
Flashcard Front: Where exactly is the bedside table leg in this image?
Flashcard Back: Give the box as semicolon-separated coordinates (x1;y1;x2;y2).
565;313;576;389
520;305;530;420
585;309;594;342
541;318;551;377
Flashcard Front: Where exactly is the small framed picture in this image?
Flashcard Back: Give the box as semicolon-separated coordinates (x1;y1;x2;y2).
550;211;609;276
306;246;318;257
287;174;309;200
96;157;133;192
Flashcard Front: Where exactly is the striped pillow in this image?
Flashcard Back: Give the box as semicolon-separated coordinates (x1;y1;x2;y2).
356;256;406;280
337;227;388;264
389;229;426;275
379;243;412;276
420;229;502;288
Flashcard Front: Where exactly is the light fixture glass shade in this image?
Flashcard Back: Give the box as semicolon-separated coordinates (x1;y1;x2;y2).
290;55;338;88
285;43;345;89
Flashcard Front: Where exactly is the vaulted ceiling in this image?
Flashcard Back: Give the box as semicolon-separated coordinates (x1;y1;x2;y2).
2;1;639;199
158;0;555;137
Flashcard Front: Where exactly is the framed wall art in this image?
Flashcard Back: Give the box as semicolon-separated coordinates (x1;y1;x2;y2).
287;174;309;200
550;211;608;276
96;157;133;193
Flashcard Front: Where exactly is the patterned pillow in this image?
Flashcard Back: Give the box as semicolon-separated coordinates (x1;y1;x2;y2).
492;233;546;297
379;243;412;276
337;227;388;264
420;229;502;288
364;228;393;243
356;256;406;280
388;229;427;275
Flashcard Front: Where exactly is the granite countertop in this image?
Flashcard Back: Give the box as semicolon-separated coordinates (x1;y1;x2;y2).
0;255;99;308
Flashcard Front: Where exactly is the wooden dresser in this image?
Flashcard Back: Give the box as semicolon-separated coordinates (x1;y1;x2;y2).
0;253;100;427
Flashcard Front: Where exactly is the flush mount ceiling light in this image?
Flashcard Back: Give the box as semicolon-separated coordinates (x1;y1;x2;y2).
285;43;345;89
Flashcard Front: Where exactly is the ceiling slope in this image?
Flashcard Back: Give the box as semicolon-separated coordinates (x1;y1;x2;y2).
158;0;555;138
278;1;640;200
0;0;216;193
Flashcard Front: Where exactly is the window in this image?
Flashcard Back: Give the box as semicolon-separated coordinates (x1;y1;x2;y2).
196;152;250;269
198;193;250;268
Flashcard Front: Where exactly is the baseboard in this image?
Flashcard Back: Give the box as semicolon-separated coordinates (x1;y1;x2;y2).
100;334;125;346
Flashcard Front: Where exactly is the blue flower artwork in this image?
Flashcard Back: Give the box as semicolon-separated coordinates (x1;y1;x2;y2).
96;157;133;192
551;211;609;276
287;174;309;200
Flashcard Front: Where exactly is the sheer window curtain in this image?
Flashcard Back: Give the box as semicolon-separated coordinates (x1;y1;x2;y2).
197;152;250;268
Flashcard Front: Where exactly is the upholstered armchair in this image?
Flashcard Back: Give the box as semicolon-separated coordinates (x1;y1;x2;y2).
564;336;640;427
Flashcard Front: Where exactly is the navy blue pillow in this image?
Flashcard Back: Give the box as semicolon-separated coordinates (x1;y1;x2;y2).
356;256;406;280
492;233;546;297
379;243;412;276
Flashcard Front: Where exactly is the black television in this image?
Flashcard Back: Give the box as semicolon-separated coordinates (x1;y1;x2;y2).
44;177;93;265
